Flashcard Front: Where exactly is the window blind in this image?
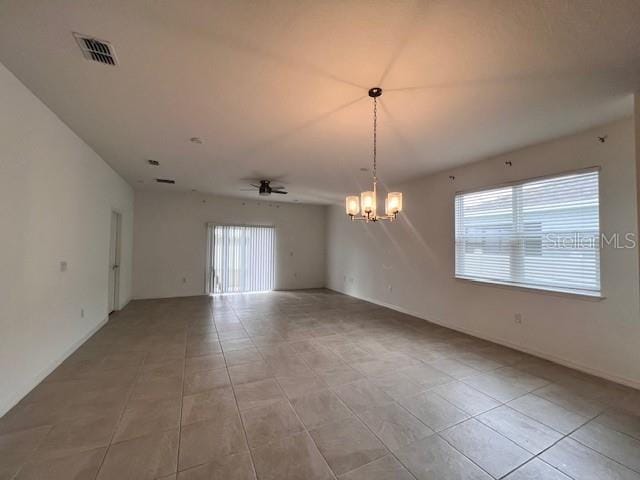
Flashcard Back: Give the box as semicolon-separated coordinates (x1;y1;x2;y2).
206;225;276;294
455;169;600;296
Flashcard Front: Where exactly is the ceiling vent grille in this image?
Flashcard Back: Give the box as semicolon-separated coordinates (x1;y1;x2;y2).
73;33;117;65
156;178;175;184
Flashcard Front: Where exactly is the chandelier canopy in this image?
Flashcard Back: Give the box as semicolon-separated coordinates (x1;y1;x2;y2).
345;87;403;222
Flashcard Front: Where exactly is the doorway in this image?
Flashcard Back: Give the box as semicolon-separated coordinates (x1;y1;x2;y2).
206;225;276;294
108;210;121;313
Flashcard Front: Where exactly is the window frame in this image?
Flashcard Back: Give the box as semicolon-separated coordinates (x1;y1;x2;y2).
453;166;603;299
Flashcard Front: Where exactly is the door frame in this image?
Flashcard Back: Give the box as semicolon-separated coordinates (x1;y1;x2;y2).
206;223;277;295
109;210;122;313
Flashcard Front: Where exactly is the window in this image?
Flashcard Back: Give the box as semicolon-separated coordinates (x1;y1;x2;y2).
455;169;600;296
206;225;276;294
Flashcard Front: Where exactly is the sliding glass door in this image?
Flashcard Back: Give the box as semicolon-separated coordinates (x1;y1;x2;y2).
206;225;276;294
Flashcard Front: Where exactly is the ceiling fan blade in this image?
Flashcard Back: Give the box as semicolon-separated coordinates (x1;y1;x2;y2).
270;185;284;190
250;184;261;188
239;188;256;191
271;190;288;194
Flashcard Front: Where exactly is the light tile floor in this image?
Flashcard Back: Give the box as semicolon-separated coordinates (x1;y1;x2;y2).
1;290;639;479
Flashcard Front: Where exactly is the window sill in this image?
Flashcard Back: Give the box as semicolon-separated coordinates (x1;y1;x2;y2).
454;276;605;301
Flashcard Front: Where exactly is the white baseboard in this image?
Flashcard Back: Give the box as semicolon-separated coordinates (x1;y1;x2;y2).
133;286;327;300
329;287;640;390
132;293;206;300
0;315;110;417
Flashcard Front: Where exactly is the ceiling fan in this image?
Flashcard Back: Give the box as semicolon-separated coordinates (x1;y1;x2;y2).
245;179;288;196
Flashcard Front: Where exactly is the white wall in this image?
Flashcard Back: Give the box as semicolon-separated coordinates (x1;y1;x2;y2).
327;118;640;388
133;191;326;299
0;63;134;415
636;94;640;290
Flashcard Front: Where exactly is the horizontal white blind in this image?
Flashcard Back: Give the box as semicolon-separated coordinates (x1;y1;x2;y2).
455;169;600;296
207;225;275;294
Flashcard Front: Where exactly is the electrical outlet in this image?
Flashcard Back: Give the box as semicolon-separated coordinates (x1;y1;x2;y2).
514;313;523;324
60;261;67;272
388;284;393;292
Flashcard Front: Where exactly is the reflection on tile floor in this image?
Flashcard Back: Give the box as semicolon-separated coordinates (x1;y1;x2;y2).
1;289;639;479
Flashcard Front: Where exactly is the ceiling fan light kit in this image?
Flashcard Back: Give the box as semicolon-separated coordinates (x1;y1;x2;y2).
345;87;403;222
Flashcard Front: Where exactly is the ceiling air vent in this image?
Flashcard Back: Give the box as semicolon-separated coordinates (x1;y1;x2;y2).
73;33;117;66
156;178;175;184
147;159;160;166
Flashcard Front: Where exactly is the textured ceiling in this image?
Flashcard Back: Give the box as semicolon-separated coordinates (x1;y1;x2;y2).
1;0;639;203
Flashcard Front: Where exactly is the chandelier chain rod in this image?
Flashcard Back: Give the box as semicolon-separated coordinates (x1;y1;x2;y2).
373;96;377;181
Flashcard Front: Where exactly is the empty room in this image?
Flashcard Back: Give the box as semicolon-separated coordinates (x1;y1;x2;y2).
2;1;640;479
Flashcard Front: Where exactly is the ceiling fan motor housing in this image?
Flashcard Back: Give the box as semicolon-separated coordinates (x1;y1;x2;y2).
251;179;286;195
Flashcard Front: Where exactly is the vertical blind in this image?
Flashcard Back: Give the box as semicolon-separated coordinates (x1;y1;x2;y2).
206;225;276;294
455;169;601;296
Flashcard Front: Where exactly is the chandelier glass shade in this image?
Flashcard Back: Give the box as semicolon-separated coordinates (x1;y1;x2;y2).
345;87;403;222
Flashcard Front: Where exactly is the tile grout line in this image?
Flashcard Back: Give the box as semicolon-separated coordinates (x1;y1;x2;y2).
493;411;595;479
344;400;422;480
446;376;637;479
174;314;191;478
253;315;393;479
223;306;262;480
9;424;54;480
434;431;511;479
324;383;420;480
376;366;516;478
565;427;640;476
269;382;340;480
258;327;340;479
589;411;640;443
92;348;151;480
427;379;584;479
344;367;560;479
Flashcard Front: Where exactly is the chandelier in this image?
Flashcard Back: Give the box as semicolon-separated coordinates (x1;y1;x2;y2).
345;87;403;222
